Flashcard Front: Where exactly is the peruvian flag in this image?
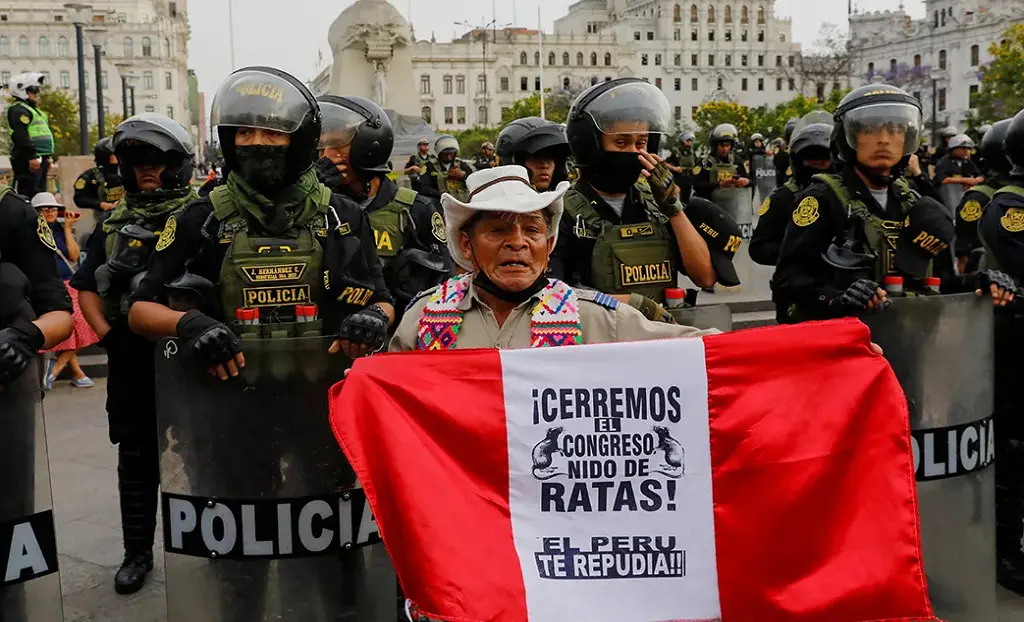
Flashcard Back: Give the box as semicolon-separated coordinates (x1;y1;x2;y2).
329;320;937;622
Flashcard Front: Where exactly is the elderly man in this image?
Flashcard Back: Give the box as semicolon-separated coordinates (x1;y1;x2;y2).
390;166;714;352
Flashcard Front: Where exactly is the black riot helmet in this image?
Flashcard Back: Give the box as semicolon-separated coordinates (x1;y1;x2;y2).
210;66;321;183
784;118;800;143
112;112;196;194
832;84;922;184
790;111;834;181
94;137;115;168
709;124;739;152
1004;109;1024;177
566;78;672;168
980;118;1012;176
317;95;393;175
496;117;570;164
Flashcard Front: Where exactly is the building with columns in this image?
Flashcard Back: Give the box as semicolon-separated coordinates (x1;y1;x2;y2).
0;0;192;146
848;0;1023;132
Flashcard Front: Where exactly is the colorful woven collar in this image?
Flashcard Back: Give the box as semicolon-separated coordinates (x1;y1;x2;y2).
416;273;583;350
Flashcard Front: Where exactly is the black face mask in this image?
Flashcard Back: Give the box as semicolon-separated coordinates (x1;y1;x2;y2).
586;151;644;194
473;270;548;304
236;145;291;194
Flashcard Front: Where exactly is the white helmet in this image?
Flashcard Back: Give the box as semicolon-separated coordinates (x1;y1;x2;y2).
6;72;46;100
948;134;975;150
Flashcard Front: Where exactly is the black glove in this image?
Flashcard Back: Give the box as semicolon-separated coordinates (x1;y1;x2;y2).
976;270;1016;294
0;320;44;386
647;160;683;217
314;156;345;190
337;304;390;350
831;279;883;311
175;310;242;367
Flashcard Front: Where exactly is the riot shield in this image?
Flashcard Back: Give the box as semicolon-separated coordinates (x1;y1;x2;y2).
669;305;732;332
711;187;754;240
156;337;396;622
864;294;996;621
751;154;776;211
938;183;966;218
0;360;64;622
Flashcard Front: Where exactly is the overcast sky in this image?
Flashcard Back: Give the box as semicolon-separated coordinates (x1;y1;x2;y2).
189;0;925;116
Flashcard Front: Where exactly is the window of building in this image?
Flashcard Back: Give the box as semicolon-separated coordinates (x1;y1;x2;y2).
38;37;49;56
17;36;29;56
691;29;698;41
456;75;465;94
674;29;681;41
868;61;875;74
0;37;8;57
742;6;749;23
674;106;682;120
742;29;748;42
788;78;795;91
420;74;430;94
500;76;509;91
443;75;452;94
123;37;133;57
143;71;153;90
708;6;715;21
166;106;174;119
690;4;698;22
500;106;510;118
604;52;612;66
144;105;155;113
674;54;681;66
641;53;649;66
725;54;732;66
971;44;980;67
939;49;947;70
673;4;682;22
520;76;528;91
758;30;764;42
164;38;170;57
717;76;724;90
0;14;6;21
741;54;748;67
674;77;681;91
758;54;764;67
725;30;732;42
742;78;748;91
725;5;733;23
60;71;70;88
478;106;488;125
938;87;947;111
934;10;939;28
520;52;528;65
634;31;641;41
444;107;453;124
691;77;699;90
168;2;178;17
692;105;699;116
534;76;541;91
577;52;584;66
590;52;597;66
647;31;654;41
655;77;662;89
776;55;782;67
910;54;920;68
534;51;540;66
421;106;432;124
563;52;569;65
562;77;571;90
58;36;69;57
940;8;946;27
142;37;152;57
116;12;126;23
708;30;715;41
969;84;979;108
691;53;698;66
776;77;783;90
708;54;715;66
165;71;172;90
655;54;662;66
780;33;786;42
548;52;555;66
457;107;466;124
1;71;10;86
758;78;764;91
788;55;795;67
889;58;897;71
757;5;766;24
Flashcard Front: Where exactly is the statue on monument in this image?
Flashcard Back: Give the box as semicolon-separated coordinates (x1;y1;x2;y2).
372;60;388;108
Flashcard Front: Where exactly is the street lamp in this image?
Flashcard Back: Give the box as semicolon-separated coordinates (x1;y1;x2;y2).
85;27;107;139
930;68;944;147
65;3;93;155
113;62;130;118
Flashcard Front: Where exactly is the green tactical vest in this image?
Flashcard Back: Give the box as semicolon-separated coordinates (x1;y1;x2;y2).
564;182;677;303
11;101;54;156
101;213;168;320
95;167;126;204
433;161;469;202
210;185;331;340
673;148;696;171
784;178;800;194
815;174;921;283
367;187;417;260
982;185;1024;273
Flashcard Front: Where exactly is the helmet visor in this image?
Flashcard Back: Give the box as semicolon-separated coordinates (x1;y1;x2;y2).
585;82;671;137
435;136;459;153
843;103;922;157
210;70;312;134
318;101;364;149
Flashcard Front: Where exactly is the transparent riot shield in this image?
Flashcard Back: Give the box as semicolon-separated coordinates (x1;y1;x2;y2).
863;294;997;621
711;187;754;240
939;183;966;218
155;337;396;622
0;360;64;622
669;305;732;332
752;154;776;210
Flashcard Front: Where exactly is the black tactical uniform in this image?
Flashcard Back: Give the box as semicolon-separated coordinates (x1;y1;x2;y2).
665;131;697;200
71;113;199;594
495;116;571;191
772;118;799;188
692;124;752;236
73;138;126;225
313;95;449;314
472;142;498;171
417;135;473;203
955;119;1012;269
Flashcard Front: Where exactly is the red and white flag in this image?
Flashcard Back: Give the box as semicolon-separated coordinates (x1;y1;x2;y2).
330;320;936;622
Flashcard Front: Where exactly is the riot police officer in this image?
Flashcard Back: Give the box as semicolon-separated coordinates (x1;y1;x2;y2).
749;132;767;156
72;112;198;594
972;123;993;171
750;111;834;268
774;85;1013;324
495;116;571;192
934;134;984;214
773;117;799;188
6;72;54;198
693;123;753;236
73;138;126;220
403;138;432;187
128;67;393;376
955;118;1011;273
473;141;498;171
933;125;957;162
550;78;715;305
418;135;473;203
313;95;450;314
665;130;697;199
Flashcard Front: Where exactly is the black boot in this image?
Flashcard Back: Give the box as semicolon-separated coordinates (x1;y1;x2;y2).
114;550;153;594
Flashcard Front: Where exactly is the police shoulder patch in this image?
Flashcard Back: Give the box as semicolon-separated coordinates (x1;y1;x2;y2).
692;165;702;175
575;288;619;310
75;178;86;190
1000;208;1024;233
431;212;447;243
959;199;982;223
792;196;820;227
758;197;771;216
36;214;57;251
20;115;30;125
156;215;177;252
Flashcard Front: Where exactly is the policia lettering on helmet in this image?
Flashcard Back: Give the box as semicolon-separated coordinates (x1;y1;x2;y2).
495;117;571;193
750;111;834;268
73;138;126;222
773;85;1014;325
664;131;697;200
128;67;394;379
6;72;54;198
550;79;715;310
72;112;199;594
417;135;474;203
955;118;1012;274
313;95;450;314
773;118;799;188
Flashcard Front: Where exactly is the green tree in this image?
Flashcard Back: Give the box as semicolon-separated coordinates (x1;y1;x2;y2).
88;114;125;147
972;23;1024;124
497;88;579;128
693;101;755;147
451;126;501;159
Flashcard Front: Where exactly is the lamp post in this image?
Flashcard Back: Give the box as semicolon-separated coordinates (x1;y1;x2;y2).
65;3;93;155
128;84;136;116
114;62;130;118
85;27;107;139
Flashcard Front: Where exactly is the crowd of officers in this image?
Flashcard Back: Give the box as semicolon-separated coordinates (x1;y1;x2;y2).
3;66;1024;603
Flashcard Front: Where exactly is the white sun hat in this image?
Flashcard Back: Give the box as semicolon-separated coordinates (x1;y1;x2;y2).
440;164;570;271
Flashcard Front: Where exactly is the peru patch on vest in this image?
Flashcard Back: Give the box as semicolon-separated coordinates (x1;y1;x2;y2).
620;261;673;286
242;285;311;308
2;510;59;586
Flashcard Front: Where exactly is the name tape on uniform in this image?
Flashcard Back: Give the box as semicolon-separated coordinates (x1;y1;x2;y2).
910;415;994;482
2;510;59;587
162;490;380;560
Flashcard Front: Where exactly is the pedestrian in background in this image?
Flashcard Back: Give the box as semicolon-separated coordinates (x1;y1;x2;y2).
32;192;98;389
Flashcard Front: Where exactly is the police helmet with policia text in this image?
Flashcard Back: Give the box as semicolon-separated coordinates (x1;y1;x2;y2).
317;95;394;175
566;78;672;168
832;84;923;179
495;117;570;166
112;112;196;194
980;118;1013;176
685;197;743;286
6;72;45;100
896;196;954;278
708;124;739;149
94;137;115;168
210;66;321;182
1004;108;1024;177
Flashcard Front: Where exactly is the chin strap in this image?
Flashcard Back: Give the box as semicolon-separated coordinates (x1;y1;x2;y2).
473;271;548;304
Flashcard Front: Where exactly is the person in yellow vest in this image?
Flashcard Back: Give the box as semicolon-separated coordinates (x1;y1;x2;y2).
5;72;55;198
313;95;450;315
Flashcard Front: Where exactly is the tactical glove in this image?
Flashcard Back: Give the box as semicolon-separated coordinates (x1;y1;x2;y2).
313;156;345;190
976;270;1016;294
176;310;242;367
0;320;44;386
627;294;678;324
646;160;684;217
337;304;390;350
831;279;883;311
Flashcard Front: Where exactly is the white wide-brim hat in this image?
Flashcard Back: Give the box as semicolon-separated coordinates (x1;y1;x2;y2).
441;164;570;271
30;192;62;209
